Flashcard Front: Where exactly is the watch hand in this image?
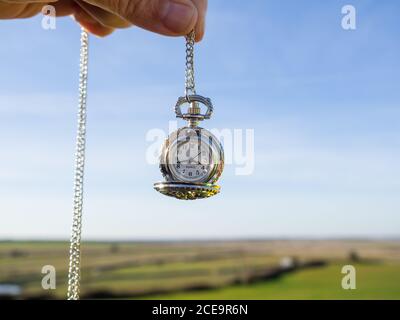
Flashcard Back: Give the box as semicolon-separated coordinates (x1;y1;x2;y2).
188;152;202;163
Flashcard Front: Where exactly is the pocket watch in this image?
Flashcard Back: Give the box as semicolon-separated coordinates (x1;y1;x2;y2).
154;31;224;200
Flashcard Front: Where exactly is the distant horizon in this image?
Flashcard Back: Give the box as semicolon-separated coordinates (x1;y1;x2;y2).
1;236;399;243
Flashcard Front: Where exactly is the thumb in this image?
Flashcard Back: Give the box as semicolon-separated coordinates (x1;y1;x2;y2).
83;0;198;37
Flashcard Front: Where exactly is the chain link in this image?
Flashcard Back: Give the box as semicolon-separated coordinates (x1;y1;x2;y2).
67;29;89;300
185;30;196;97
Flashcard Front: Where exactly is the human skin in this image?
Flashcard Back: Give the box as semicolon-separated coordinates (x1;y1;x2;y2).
0;0;207;41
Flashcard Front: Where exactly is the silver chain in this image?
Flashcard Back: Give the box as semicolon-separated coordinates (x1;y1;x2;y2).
67;28;89;300
66;29;194;299
185;30;196;97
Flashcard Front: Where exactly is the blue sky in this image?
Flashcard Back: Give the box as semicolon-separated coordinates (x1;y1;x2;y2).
0;0;399;239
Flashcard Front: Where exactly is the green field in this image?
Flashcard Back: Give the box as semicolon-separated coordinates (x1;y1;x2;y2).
150;263;400;300
0;240;399;299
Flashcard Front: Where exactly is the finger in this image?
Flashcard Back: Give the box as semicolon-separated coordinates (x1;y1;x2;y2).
191;0;207;42
51;0;76;17
1;0;55;2
75;0;131;28
0;0;117;37
82;0;198;37
0;2;46;19
0;0;69;19
73;6;114;37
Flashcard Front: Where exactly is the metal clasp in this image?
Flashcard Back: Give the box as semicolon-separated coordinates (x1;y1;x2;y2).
175;94;213;123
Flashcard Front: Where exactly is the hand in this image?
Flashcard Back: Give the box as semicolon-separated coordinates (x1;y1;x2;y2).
0;0;207;40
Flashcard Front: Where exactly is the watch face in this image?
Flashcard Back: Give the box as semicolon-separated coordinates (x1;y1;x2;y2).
164;127;223;183
169;138;213;183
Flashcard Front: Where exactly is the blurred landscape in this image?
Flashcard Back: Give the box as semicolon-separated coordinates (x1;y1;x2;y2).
0;239;399;300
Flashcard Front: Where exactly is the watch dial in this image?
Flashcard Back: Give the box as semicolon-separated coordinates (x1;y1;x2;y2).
168;132;215;183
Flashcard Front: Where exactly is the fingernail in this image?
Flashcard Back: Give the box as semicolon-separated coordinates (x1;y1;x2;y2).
196;20;205;42
160;0;196;34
